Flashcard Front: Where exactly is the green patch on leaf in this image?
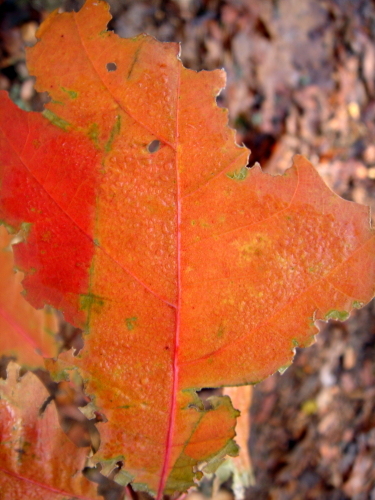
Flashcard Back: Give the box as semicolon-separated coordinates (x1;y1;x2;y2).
226;166;249;181
353;300;364;309
20;221;32;237
125;317;137;331
217;324;225;338
325;309;349;321
43;326;56;337
61;86;78;99
105;115;121;152
100;456;127;478
114;469;133;487
42;109;71;130
80;293;105;312
88;123;100;147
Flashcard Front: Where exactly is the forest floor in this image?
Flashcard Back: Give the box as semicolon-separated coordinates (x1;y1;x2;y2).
1;0;375;499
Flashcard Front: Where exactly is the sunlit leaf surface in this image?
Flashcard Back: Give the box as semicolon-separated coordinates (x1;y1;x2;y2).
0;0;374;496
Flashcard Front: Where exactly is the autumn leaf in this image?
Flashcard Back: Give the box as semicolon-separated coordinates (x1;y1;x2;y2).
0;0;375;497
0;225;58;368
0;362;99;500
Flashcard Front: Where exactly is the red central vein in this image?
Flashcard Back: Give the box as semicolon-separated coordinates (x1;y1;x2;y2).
0;467;94;500
157;62;182;500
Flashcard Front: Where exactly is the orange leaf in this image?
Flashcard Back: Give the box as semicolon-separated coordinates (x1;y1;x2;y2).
0;0;375;497
0;362;100;499
0;226;58;368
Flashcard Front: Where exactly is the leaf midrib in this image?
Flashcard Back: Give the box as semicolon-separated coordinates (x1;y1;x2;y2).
156;59;182;500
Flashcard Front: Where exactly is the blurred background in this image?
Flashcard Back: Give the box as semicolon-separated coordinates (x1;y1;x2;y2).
2;0;375;499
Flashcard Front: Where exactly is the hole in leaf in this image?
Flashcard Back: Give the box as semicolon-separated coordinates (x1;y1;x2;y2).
0;355;15;379
34;370;101;451
147;139;160;153
83;464;126;499
19;366;28;378
56;311;84;355
106;62;117;72
94;410;108;423
196;388;220;410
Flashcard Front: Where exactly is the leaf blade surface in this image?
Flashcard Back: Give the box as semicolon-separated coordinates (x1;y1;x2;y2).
0;0;374;496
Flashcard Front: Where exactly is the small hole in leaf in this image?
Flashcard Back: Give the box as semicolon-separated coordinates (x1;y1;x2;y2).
56;311;84;356
148;140;160;153
106;62;117;72
195;388;219;410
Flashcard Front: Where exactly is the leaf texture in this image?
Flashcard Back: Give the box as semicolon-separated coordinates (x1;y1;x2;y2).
0;226;58;368
0;362;99;500
0;0;375;496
